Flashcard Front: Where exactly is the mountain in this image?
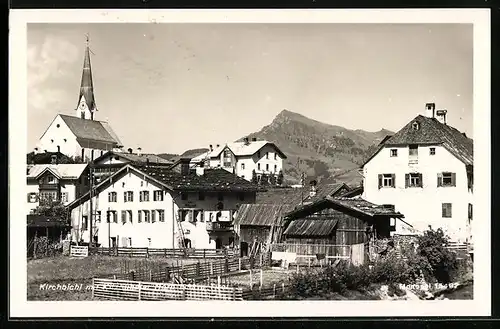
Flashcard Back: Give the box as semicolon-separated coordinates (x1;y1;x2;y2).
241;110;393;186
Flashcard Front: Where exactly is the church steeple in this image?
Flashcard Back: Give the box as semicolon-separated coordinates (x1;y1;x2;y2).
76;34;97;120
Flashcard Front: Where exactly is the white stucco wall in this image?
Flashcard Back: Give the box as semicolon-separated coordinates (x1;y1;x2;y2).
37;115;80;157
362;144;473;242
26;178;83;215
71;169;255;248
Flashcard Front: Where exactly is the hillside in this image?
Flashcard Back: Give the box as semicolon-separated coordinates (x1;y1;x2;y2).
157;148;209;162
241;110;393;186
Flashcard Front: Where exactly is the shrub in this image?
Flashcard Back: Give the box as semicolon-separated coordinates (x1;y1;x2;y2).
415;228;459;283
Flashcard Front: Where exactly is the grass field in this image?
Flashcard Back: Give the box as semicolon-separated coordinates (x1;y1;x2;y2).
27;255;199;301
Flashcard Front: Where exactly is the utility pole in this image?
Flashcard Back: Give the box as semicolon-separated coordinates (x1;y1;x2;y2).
89;165;94;248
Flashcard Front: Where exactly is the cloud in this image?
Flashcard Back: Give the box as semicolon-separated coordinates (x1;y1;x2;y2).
27;35;80;111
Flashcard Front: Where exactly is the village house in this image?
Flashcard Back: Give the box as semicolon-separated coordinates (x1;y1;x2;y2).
34;37;123;162
233;180;354;256
361;103;473;243
66;159;264;249
280;196;406;265
190;137;287;183
26;162;90;216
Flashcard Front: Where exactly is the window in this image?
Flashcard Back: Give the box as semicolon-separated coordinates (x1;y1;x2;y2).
437;172;456;187
178;210;187;222
378;174;395;188
112;211;118;223
61;192;69;203
181;192;188;201
409;145;418;156
238;193;245;201
139;191;150;202
106;211;114;223
108;192;117;202
468;203;473;222
82;216;88;231
430;148;436;155
412;122;420;131
217;192;224;201
40;191;58;203
138;210;142;223
274;165;277;172
266;152;269;159
241;163;245;170
405;173;423;188
223;149;232;168
274;153;277;160
198;192;205;201
151;210;156;223
144;210;151;223
128;210;133;223
124;191;133;202
47;176;55;183
96;211;101;223
266;164;269;171
153;190;163;201
128;238;132;247
158;210;165;222
442;203;452;218
81;148;85;159
258;163;261;170
390;149;398;157
147;238;151;247
27;192;38;203
121;211;127;224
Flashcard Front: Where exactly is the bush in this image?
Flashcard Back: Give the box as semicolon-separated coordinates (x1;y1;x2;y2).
415;228;460;283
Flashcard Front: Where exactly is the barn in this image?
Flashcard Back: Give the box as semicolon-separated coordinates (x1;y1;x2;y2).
279;196;406;265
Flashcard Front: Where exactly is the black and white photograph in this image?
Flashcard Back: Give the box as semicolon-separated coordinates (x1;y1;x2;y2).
9;9;490;318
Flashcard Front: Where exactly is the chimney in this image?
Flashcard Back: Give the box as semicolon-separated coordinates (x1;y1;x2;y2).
244;137;250;145
425;103;436;118
51;155;57;165
209;144;213;152
196;161;205;176
252;137;257;142
436;110;448;125
33;147;39;155
128;148;133;154
309;180;317;197
137;147;142;156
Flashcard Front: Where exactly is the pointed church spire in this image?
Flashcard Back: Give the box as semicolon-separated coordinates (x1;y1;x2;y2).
76;34;97;120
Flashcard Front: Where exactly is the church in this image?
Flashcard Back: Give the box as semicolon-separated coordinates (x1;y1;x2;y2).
34;37;123;163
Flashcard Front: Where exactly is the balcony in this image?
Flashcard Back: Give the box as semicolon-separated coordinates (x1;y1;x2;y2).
206;221;234;232
204;210;233;222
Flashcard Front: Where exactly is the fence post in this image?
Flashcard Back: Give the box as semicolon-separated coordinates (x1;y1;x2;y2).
138;282;141;301
282;282;285;293
92;278;95;299
149;270;152;281
210;262;214;276
196;261;201;277
217;276;221;287
238;258;242;271
308;257;311;268
146;247;149;258
249;269;253;289
297;264;299;274
260;253;263;267
273;284;276;298
164;248;167;257
204;249;206;259
113;275;116;279
225;258;229;274
260;269;263;288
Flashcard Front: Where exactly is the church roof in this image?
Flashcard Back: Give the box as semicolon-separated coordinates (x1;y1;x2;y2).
77;44;96;112
59;114;120;145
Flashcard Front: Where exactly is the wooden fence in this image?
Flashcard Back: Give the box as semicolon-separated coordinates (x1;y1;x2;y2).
119;253;271;283
88;247;238;259
242;283;289;300
70;245;89;258
92;278;243;301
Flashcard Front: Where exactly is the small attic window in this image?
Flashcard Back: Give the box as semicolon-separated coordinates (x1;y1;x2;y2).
63;139;67;142
56;124;60;128
412;122;420;131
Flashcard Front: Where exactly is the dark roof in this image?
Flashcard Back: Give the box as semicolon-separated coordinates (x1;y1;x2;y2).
233;204;294;227
363;115;473;166
78;45;96;112
284;196;404;221
93;151;173;165
283;218;339;237
139;165;263;192
27;215;70;228
60;114;119;145
255;182;350;206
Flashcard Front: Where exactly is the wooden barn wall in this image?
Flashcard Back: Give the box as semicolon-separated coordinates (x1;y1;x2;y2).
335;214;369;245
284;237;335;245
239;226;270;244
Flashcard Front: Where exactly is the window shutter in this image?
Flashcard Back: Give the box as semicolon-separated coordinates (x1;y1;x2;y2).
121;211;127;224
138;210;142;223
405;174;409;188
378;174;382;189
419;173;423;187
437;173;443;187
451;173;456;187
124;192;127;202
391;174;396;187
27;193;31;203
129;211;133;223
442;204;446;217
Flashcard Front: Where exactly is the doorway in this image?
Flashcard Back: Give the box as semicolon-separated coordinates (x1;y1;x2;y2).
183;238;192;248
240;241;248;257
110;237;117;248
215;238;222;249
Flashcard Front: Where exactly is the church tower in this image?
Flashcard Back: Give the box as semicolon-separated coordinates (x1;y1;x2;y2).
76;35;97;120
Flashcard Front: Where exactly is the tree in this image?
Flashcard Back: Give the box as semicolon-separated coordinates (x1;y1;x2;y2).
32;200;69;223
251;170;257;184
277;170;284;186
269;174;277;186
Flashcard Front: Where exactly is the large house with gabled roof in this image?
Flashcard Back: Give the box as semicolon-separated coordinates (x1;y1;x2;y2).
66;159;264;249
190;137;287;183
361;103;473;242
34;37;123;162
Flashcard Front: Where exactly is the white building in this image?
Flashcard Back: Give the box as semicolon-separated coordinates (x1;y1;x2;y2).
34;37;123;162
26;163;89;215
361;103;473;242
190;138;287;183
66;159;262;249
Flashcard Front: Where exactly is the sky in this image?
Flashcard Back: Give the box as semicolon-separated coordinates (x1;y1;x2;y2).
27;23;473;154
